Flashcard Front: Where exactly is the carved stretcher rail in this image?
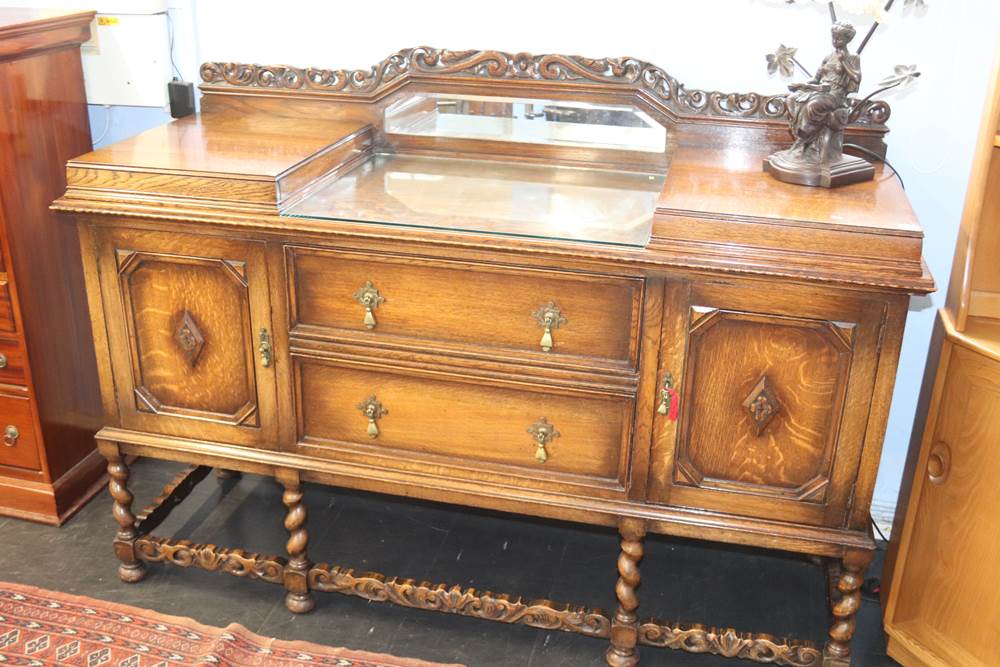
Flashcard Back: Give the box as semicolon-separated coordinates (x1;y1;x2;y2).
639;622;822;666
128;466;824;665
135;464;211;535
308;563;609;637
135;535;286;584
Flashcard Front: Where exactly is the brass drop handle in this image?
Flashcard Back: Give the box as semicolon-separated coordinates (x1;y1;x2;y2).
532;302;566;353
357;395;387;438
258;328;272;368
353;281;384;330
527;417;560;463
927;441;951;485
4;425;18;447
0;353;6;369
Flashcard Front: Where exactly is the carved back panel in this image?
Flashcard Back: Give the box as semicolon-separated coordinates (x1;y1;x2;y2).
198;47;891;157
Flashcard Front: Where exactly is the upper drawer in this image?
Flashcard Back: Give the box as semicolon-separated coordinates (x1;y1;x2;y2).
286;247;643;370
0;280;15;334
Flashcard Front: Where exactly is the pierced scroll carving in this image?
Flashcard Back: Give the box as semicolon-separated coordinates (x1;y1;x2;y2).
174;310;205;368
135;536;286;584
637;621;822;666
199;47;889;127
743;375;781;436
308;564;610;637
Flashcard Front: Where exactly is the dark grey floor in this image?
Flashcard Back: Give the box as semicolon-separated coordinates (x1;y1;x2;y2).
0;458;896;666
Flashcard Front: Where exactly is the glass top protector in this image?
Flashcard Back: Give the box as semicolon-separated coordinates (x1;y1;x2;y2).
282;93;668;247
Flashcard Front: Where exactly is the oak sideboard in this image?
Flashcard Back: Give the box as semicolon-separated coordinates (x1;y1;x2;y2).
54;49;933;667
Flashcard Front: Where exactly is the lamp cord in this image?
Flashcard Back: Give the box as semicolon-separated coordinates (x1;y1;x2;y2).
844;142;905;189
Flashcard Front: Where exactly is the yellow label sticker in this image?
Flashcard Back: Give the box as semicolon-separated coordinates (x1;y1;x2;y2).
97;16;119;26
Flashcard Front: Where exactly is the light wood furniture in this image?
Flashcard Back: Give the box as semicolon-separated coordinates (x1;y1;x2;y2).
0;8;105;524
881;49;1000;667
55;49;934;666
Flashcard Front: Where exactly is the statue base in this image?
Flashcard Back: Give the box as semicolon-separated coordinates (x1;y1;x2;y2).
763;151;875;188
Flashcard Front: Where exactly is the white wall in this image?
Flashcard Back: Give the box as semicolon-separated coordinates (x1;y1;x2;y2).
59;0;1000;532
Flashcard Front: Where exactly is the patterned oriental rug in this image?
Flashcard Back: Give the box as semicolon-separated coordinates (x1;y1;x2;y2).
0;582;464;667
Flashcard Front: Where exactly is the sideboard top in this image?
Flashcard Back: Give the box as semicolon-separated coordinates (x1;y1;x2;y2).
72;114;369;179
55;48;933;294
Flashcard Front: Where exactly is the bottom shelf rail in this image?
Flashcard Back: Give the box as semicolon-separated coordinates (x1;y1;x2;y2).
124;463;824;666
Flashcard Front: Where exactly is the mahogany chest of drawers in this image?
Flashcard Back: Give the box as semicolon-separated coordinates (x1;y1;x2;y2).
0;9;105;524
55;48;933;666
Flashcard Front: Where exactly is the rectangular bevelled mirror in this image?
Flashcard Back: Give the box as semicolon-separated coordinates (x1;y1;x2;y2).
384;93;667;153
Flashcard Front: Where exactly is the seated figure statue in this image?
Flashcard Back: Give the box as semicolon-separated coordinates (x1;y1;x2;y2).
764;21;875;188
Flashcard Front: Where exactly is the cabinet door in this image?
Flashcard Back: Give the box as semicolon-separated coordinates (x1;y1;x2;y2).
887;344;1000;666
97;229;277;447
648;280;886;527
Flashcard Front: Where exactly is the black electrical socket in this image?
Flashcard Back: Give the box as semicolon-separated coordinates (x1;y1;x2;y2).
168;79;195;118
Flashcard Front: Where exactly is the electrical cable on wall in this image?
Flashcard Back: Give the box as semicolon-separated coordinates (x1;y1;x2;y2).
92;104;113;146
166;10;183;81
165;9;195;118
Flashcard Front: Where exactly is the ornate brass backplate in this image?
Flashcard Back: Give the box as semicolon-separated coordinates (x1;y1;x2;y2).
353;281;385;329
357;395;388;438
532;302;567;353
527;417;560;463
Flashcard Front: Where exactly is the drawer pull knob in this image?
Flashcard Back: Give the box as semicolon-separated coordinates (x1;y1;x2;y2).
527;417;560;463
0;353;6;369
259;328;272;368
3;425;18;447
357;395;388;438
927;441;951;485
532;302;566;353
657;373;680;421
353;281;385;330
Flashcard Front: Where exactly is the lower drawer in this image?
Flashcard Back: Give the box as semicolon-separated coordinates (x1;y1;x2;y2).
293;355;631;489
0;392;41;471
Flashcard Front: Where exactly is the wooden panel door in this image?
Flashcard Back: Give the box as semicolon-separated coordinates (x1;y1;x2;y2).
96;229;277;448
647;280;886;527
885;343;1000;666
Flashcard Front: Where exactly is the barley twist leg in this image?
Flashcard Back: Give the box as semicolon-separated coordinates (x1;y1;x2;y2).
606;518;646;667
823;549;873;666
100;441;146;583
278;470;315;613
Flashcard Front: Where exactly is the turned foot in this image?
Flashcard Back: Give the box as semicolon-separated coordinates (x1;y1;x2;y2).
605;518;646;667
118;561;147;583
285;591;316;614
216;468;241;481
606;647;640;667
278;469;315;614
823;549;874;666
